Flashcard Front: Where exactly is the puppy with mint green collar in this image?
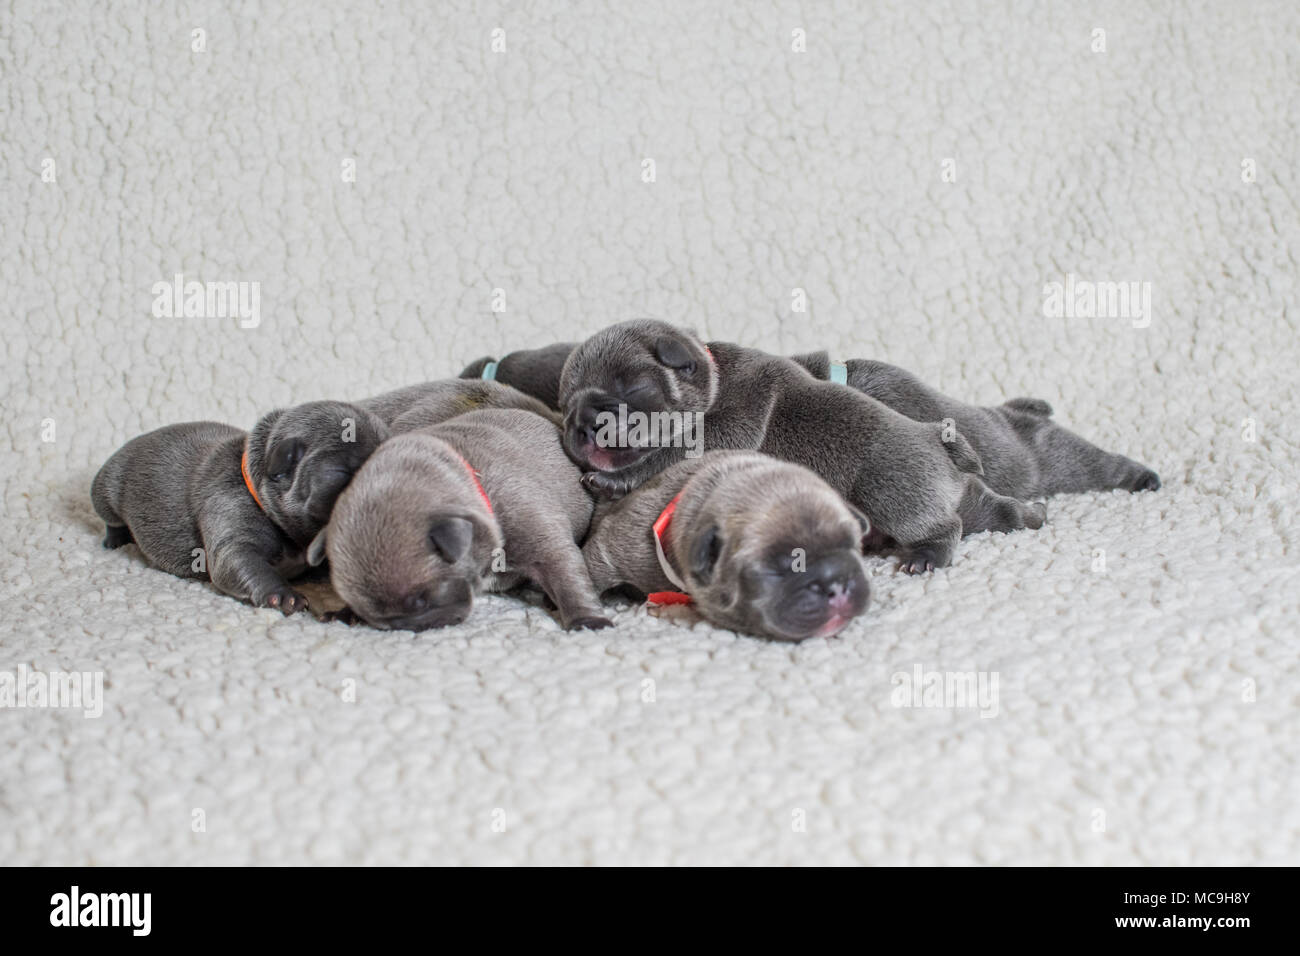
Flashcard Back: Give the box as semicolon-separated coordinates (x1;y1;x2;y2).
559;319;1047;572
583;451;871;641
459;343;578;410
455;340;1159;499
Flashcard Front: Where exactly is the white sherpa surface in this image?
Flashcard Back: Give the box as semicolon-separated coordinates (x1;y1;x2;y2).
2;0;1298;865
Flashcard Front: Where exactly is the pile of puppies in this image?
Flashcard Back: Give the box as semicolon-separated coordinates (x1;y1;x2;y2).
93;320;1160;641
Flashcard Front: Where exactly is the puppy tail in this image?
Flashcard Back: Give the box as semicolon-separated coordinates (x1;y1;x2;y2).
938;425;984;475
1003;397;1053;418
459;356;497;379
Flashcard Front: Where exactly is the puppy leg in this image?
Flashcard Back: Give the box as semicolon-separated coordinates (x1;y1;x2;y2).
1002;403;1160;495
958;477;1047;535
895;518;963;574
528;540;613;631
210;548;308;613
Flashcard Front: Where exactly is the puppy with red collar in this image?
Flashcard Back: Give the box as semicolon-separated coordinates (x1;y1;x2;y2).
582;451;871;641
308;409;612;632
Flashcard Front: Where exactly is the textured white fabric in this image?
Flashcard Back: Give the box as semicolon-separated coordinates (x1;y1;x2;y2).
2;0;1297;865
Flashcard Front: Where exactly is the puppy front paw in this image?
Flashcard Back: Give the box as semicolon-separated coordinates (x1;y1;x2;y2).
257;587;309;614
897;550;938;574
580;471;630;500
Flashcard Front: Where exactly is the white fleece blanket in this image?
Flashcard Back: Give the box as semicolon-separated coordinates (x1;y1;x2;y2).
2;0;1297;866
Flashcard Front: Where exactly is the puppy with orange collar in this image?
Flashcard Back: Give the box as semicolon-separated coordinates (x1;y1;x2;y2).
92;421;314;612
583;451;872;641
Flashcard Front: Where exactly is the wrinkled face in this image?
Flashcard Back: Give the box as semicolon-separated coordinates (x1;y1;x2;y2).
558;320;716;471
314;441;503;632
686;501;870;642
249;402;390;546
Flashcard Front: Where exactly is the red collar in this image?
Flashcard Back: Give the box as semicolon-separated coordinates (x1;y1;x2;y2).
647;492;690;605
241;445;265;512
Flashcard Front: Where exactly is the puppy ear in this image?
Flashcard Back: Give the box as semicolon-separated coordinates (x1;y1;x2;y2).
428;516;474;564
689;525;723;584
265;437;305;481
846;505;871;551
654;336;697;373
307;526;329;567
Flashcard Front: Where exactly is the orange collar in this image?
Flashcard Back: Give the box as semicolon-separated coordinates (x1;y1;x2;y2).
241;446;265;512
457;454;493;515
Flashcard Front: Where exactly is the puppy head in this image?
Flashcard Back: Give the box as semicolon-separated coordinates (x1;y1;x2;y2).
557;319;717;471
675;460;871;641
308;433;502;631
245;401;390;546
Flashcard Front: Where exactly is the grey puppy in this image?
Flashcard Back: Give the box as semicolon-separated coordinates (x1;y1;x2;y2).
92;422;309;611
459;343;578;409
459;341;1159;498
364;378;560;432
584;452;872;641
243;400;392;549
308;409;613;631
559;319;1047;572
789;353;1160;498
243;381;557;551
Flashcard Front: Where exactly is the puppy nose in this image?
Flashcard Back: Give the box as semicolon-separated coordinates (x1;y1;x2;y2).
402;592;429;614
804;555;863;599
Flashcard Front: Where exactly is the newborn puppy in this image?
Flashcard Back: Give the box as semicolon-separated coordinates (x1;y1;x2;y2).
243;401;391;548
560;319;1046;572
790;353;1160;497
363;379;559;432
309;409;612;632
584;452;871;641
92;422;308;611
459;343;578;409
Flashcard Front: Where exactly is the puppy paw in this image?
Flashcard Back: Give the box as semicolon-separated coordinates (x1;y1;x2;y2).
898;550;938;574
566;614;614;631
321;607;359;625
580;471;630;500
1025;502;1048;529
102;525;132;549
1126;468;1161;493
258;587;308;614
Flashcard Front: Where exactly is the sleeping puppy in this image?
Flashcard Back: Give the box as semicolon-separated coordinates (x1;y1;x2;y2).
458;341;1160;498
789;353;1160;498
459;343;578;409
92;422;309;611
361;378;559;430
559;319;1046;572
244;383;558;550
243;400;391;548
583;452;871;641
308;409;613;632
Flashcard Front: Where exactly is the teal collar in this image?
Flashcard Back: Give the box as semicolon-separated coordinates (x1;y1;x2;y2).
829;361;848;385
481;360;499;381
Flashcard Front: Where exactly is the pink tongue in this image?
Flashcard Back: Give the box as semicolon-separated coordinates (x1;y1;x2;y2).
814;615;849;638
586;446;617;471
